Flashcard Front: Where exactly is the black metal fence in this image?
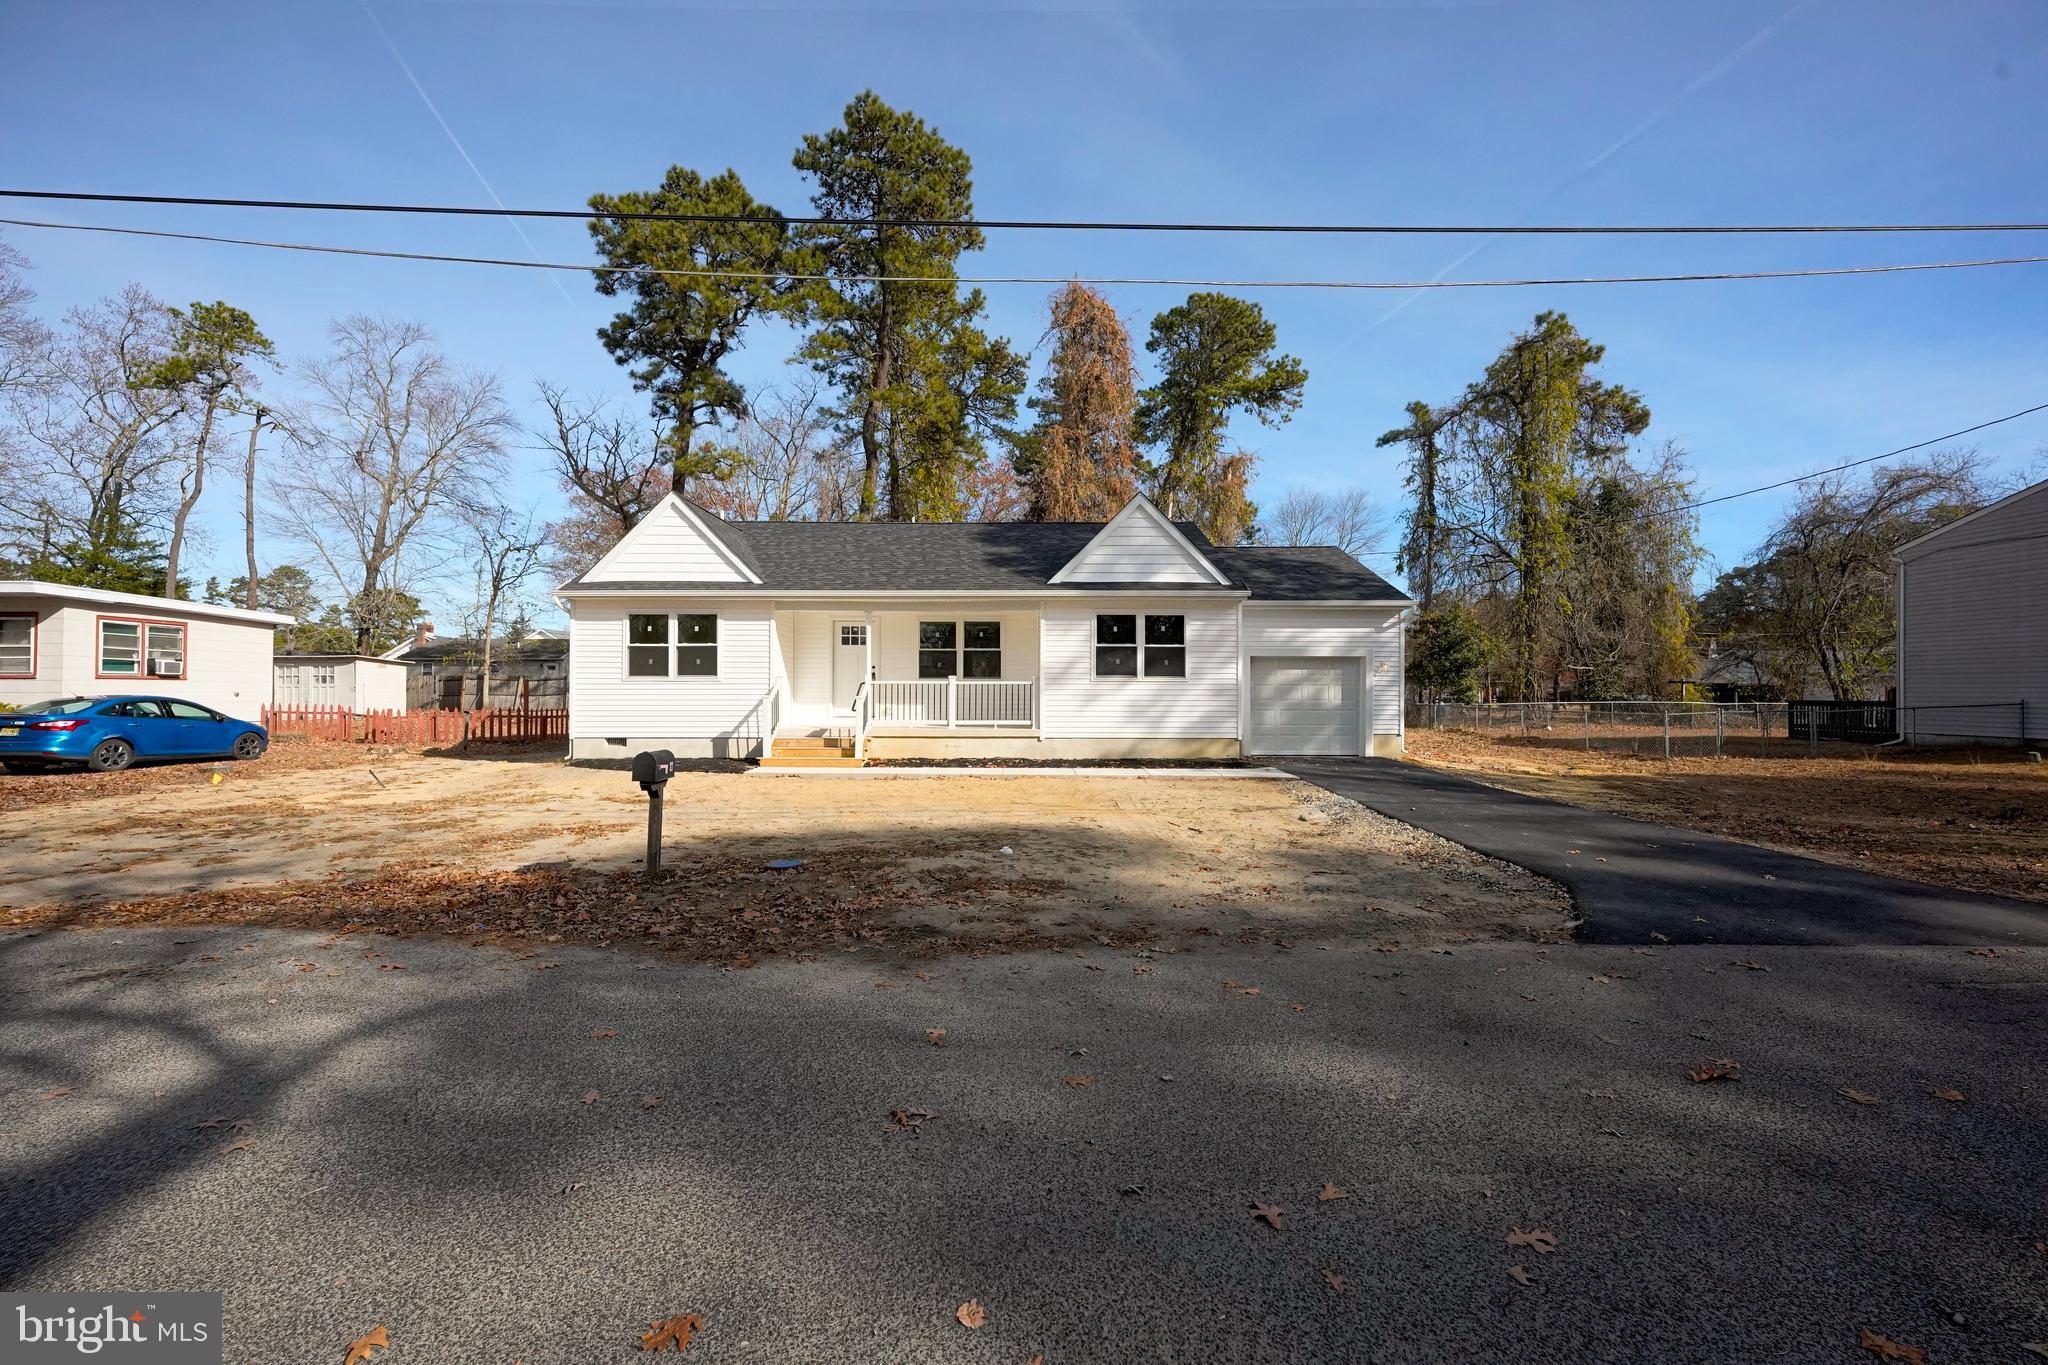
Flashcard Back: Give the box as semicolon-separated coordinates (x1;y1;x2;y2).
1786;700;1896;743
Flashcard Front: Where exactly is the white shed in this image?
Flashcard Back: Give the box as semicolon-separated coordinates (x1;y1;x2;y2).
272;654;411;712
1894;477;2047;744
0;580;292;719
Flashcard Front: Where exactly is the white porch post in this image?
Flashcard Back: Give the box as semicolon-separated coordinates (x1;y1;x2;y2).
863;609;874;686
859;609;874;759
947;675;958;728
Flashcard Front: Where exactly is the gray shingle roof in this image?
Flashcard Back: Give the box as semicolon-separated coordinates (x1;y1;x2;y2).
560;508;1411;603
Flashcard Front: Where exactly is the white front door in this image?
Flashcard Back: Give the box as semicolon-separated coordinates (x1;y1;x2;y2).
831;620;868;712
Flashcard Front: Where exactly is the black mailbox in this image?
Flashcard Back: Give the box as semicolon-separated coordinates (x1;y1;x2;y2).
632;749;675;791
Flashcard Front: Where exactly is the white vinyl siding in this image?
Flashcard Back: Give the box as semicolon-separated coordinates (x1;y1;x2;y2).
1039;599;1238;738
1055;509;1219;584
1240;605;1406;740
1897;482;2048;741
581;499;751;584
567;599;777;747
273;658;410;711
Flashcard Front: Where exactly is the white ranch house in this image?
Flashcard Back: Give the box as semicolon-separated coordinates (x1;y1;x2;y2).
557;494;1413;766
0;580;291;719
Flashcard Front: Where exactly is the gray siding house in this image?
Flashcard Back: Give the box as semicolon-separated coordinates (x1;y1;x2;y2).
1895;478;2047;743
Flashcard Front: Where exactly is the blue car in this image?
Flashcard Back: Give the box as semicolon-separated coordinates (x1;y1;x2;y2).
0;696;269;774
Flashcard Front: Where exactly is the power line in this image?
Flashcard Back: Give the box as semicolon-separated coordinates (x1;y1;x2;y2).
1652;401;2048;520
8;216;2048;292
4;188;2048;237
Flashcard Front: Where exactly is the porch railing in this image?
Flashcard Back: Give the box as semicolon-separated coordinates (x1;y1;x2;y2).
871;678;1035;728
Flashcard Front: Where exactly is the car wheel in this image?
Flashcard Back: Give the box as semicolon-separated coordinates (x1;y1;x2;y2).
231;732;267;761
87;738;134;773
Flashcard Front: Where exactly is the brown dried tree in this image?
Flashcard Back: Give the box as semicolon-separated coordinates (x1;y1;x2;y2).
1020;282;1141;521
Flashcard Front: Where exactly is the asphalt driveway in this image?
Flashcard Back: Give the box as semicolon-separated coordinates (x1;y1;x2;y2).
4;924;2045;1363
1284;759;2048;947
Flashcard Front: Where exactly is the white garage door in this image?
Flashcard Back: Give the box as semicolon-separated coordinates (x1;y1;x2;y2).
1248;657;1361;755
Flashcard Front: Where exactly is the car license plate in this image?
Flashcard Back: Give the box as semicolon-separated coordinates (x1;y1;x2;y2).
0;727;17;737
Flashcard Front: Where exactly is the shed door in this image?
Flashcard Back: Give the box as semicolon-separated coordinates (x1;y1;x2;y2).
1248;657;1360;756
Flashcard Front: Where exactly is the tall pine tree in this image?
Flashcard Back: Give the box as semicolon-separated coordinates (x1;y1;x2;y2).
1017;282;1141;521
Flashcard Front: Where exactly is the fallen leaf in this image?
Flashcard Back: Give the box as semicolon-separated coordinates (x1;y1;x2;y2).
1932;1087;1965;1103
1968;948;1998;958
580;1090;602;1105
591;1029;619;1039
378;963;405;971
221;1137;255;1156
1028;1356;1045;1365
1317;1183;1347;1202
1250;1202;1285;1229
1856;1328;1926;1363
1584;1089;1617;1100
1506;1226;1558;1255
1321;1266;1345;1291
640;1093;663;1110
1838;1089;1881;1105
194;1115;234;1129
1597;1126;1623;1138
1728;959;1771;972
639;1312;703;1353
954;1299;987;1330
925;1028;947;1047
533;962;557;972
342;1325;389;1364
39;1087;75;1101
2018;1345;2048;1360
887;1107;938;1134
1687;1058;1741;1083
1649;932;1670;943
914;970;930;982
874;980;894;990
1506;1264;1535;1286
1061;1075;1094;1088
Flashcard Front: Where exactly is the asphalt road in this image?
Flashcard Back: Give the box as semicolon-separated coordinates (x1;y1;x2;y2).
1285;758;2048;947
4;923;2045;1363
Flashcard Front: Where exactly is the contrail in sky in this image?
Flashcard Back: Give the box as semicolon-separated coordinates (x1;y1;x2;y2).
1333;0;1826;350
357;0;586;320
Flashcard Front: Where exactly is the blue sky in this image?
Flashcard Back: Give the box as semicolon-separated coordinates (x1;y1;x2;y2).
2;0;2045;621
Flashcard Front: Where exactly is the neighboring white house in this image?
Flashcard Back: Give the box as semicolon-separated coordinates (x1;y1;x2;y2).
556;493;1414;765
0;580;293;719
273;654;411;712
1894;477;2047;744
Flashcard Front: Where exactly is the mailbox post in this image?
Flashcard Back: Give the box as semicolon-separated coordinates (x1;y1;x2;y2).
631;749;676;879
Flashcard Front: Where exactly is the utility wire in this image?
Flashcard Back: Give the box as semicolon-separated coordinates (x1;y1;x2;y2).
8;216;2048;291
4;188;2048;236
1650;401;2048;520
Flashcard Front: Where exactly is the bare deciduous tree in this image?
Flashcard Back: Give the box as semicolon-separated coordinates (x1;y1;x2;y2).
1260;486;1391;560
457;499;548;707
693;376;855;522
273;316;511;652
533;383;668;576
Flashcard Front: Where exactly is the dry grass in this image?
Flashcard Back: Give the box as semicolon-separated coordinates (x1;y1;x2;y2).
1405;727;2048;902
0;752;1571;959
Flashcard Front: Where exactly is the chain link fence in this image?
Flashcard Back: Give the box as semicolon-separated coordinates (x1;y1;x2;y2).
1414;700;1798;758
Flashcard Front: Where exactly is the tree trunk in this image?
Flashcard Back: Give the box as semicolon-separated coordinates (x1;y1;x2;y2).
243;408;265;610
857;391;885;521
669;417;696;494
477;599;497;710
165;397;218;599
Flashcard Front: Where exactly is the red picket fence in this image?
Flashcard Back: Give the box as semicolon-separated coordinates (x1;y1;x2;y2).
261;705;568;746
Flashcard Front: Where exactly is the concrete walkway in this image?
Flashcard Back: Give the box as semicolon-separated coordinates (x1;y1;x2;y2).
1283;758;2048;947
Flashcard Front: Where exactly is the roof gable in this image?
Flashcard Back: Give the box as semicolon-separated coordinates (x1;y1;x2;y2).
1894;478;2048;562
578;494;762;586
1047;495;1230;586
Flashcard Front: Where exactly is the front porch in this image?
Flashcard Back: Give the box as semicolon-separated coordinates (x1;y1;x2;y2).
773;606;1042;757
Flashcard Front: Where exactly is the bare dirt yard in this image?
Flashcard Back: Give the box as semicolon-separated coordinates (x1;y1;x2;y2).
1406;727;2048;902
1;743;1569;961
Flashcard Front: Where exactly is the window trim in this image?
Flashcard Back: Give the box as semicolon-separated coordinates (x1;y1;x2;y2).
624;611;721;681
0;611;37;680
1091;612;1189;681
916;618;1005;680
95;615;189;681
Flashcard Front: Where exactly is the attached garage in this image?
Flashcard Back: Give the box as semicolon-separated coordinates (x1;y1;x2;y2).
1247;656;1361;755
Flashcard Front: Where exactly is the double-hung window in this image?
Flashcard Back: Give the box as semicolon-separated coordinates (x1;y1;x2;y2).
0;613;34;678
146;624;185;677
962;621;1001;678
1095;613;1186;678
628;613;719;678
917;622;957;679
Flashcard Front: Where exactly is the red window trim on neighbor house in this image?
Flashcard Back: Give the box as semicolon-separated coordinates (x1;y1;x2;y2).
0;611;37;680
94;614;191;682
